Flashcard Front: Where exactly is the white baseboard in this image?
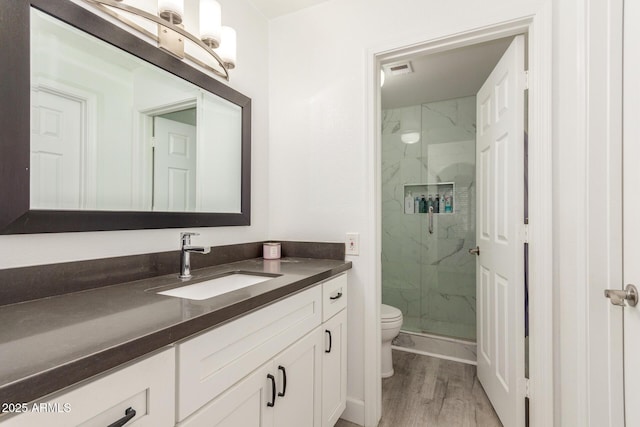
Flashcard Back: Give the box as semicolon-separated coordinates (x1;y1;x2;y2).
340;396;365;426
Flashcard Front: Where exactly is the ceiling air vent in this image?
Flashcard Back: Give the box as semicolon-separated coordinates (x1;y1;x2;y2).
383;61;413;76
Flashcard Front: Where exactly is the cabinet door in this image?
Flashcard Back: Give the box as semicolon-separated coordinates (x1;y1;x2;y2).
273;327;323;427
179;362;274;427
322;310;347;427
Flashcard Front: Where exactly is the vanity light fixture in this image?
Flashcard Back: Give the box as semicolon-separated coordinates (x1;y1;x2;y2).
80;0;235;80
199;0;222;48
217;26;237;69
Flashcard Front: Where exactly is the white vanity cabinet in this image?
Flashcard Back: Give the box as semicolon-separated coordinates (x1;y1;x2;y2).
0;348;175;427
178;273;348;427
175;285;323;421
321;274;348;427
1;272;348;427
180;327;323;427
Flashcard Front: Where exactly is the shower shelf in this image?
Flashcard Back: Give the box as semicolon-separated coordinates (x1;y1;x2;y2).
404;182;455;214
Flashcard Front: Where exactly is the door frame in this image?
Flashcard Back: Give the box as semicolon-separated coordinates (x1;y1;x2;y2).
579;0;625;425
623;0;640;423
363;5;553;427
133;98;198;211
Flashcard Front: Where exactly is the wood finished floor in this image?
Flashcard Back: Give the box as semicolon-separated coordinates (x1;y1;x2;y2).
335;350;502;427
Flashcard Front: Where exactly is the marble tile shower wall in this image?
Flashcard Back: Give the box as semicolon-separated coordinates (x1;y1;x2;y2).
381;96;477;341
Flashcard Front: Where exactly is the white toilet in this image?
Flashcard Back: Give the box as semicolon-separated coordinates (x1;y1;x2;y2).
381;304;403;378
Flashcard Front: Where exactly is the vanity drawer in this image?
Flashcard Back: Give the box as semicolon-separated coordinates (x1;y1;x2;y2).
176;285;322;421
322;274;347;321
0;348;175;427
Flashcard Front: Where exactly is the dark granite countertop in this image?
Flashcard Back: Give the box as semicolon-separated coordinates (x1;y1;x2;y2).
0;257;352;409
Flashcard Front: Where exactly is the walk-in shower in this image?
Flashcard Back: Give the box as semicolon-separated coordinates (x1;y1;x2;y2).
381;95;477;351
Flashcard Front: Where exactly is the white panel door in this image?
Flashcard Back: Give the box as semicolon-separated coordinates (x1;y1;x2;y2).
153;117;197;211
273;327;322;427
624;0;640;424
30;88;83;209
475;35;526;427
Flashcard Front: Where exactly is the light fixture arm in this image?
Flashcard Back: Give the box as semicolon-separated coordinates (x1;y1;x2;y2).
79;0;230;80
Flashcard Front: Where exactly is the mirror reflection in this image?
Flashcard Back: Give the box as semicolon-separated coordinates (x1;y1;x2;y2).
30;8;242;213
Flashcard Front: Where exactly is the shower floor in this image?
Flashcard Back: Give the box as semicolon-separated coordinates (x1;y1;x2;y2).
392;330;477;365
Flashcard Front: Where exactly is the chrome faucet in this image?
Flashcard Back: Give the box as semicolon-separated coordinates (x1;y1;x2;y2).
179;232;211;279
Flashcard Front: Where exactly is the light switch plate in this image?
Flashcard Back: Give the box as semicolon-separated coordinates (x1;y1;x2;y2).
346;232;359;256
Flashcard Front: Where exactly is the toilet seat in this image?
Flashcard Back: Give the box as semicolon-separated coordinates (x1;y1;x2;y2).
381;304;402;325
381;316;402;325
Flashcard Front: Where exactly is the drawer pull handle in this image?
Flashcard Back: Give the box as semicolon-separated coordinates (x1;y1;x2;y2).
325;330;332;353
330;292;343;301
278;365;287;397
107;407;136;427
267;374;276;407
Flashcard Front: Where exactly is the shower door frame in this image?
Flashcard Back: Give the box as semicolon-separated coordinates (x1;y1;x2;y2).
364;7;553;427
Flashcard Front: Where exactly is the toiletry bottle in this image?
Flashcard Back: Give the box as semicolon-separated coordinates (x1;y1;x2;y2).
427;194;434;212
434;193;440;213
405;192;414;214
445;193;452;213
414;196;420;213
420;195;427;213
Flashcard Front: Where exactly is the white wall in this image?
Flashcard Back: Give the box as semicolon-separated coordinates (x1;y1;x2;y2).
198;94;243;213
268;0;615;425
0;0;269;268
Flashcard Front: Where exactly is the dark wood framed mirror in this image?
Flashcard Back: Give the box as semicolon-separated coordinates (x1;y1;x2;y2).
0;0;251;234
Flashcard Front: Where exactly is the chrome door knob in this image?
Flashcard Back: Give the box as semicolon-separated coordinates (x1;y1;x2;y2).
604;284;638;307
469;246;480;256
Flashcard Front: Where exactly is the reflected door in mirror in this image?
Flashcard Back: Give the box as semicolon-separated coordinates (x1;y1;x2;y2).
153;116;197;211
30;87;88;210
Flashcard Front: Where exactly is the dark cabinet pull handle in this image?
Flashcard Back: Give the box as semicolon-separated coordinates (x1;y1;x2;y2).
330;292;343;300
325;330;332;353
267;374;276;407
277;365;287;397
107;407;136;427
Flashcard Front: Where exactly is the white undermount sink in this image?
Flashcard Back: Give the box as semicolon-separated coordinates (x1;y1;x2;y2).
157;272;278;301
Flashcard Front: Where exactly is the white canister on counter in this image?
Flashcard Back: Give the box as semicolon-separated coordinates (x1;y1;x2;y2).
263;242;281;259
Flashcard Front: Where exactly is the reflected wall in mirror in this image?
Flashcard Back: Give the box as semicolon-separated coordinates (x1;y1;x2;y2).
0;0;251;234
30;9;242;213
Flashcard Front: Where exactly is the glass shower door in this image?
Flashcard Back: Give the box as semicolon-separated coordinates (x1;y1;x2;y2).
381;96;477;342
419;97;477;341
